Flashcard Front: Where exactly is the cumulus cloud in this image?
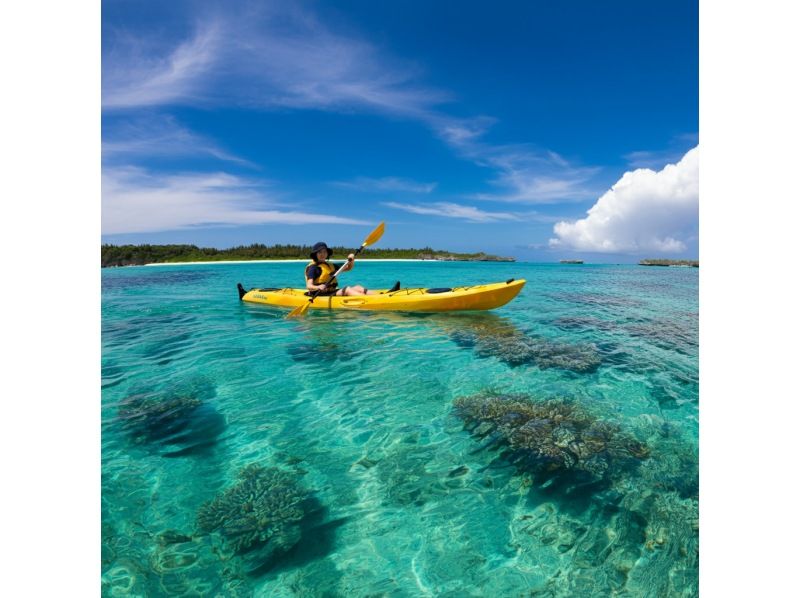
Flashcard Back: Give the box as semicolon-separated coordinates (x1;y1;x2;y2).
383;201;519;222
549;147;698;253
102;167;366;234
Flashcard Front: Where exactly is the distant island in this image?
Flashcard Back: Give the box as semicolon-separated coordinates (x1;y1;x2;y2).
559;259;584;264
101;244;515;267
639;259;699;267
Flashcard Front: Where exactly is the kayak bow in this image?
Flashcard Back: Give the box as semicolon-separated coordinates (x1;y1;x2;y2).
238;279;525;313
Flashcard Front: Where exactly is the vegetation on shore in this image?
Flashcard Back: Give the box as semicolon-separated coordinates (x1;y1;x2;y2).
101;244;515;267
639;259;699;267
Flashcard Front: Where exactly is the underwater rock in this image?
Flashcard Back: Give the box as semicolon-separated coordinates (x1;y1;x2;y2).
287;341;347;364
371;443;449;508
548;292;643;309
196;465;309;567
636;426;699;501
448;465;470;478
516;487;697;597
101;560;145;597
625;493;699;596
551;315;620;333
147;534;244;596
454;393;649;487
156;529;193;546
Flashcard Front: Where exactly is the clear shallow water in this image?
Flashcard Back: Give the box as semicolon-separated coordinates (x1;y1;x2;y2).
101;262;698;597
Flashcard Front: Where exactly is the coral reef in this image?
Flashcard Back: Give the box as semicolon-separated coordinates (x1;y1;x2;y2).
196;465;308;564
627;315;698;355
449;317;601;372
116;377;224;454
547;292;642;309
117;393;203;444
454;393;648;486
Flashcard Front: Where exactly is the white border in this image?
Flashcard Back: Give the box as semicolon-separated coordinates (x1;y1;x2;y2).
701;0;799;593
3;0;99;593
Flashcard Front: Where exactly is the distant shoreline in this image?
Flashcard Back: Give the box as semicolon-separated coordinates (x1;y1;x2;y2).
144;259;436;266
639;259;699;267
101;243;515;267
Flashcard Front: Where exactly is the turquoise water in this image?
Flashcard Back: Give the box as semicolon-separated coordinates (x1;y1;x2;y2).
101;262;698;597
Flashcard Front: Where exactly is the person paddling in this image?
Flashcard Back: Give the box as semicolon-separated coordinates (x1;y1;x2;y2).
306;242;398;296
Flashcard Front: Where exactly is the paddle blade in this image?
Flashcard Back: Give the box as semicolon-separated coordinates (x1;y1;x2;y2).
287;301;311;318
362;221;385;248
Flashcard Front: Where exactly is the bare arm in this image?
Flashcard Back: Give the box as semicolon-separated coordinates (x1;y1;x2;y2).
305;265;327;292
306;277;327;292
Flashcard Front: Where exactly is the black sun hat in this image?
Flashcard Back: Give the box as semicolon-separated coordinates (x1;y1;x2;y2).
310;242;333;260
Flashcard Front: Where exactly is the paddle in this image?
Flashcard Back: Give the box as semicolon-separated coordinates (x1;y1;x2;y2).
287;221;386;318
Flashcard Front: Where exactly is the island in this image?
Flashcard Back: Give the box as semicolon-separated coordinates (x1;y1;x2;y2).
101;244;515;267
639;259;699;267
559;259;584;264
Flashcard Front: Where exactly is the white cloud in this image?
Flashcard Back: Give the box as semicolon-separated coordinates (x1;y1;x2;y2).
102;8;446;116
102;167;367;234
102;115;255;167
474;147;601;203
383;201;519;223
624;133;699;169
432;114;602;203
333;177;437;194
103;23;221;109
102;4;604;204
549;147;698;253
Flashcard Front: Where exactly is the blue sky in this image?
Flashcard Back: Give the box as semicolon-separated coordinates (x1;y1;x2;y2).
102;0;698;261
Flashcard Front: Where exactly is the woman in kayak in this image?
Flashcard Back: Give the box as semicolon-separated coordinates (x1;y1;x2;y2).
305;241;387;296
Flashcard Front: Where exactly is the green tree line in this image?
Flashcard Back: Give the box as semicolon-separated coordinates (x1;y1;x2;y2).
639;259;699;267
101;244;513;267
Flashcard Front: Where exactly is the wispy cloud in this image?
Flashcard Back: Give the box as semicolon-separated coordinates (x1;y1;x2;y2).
103;22;221;109
103;3;605;211
102;167;367;234
624;133;699;169
333;176;437;194
473;147;601;203
103;7;447;115
102;115;255;167
383;201;519;223
433;116;602;203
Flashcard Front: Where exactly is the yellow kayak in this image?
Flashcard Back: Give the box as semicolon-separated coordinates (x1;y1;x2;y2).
237;279;525;312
